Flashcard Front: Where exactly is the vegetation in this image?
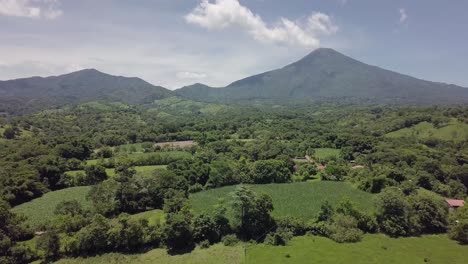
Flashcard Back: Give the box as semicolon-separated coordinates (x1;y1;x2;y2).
12;186;93;229
246;234;468;264
1;98;468;263
190;182;375;220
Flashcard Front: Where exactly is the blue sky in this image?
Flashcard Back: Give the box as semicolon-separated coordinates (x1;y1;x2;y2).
0;0;467;89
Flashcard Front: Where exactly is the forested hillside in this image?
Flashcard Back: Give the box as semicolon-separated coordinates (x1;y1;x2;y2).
1;101;468;263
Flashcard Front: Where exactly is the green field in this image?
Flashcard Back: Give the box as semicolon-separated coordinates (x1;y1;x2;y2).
386;119;468;142
12;186;93;229
246;234;468;264
86;151;192;166
190;181;375;220
56;244;244;264
65;165;167;178
153;96;227;115
129;209;165;226
54;234;468;264
313;148;341;159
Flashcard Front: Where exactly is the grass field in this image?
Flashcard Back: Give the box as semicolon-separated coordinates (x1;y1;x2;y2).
54;234;468;264
12;186;93;229
65;165;167;178
129;209;165;226
153;96;227;115
86;151;191;166
386;119;468;142
312;148;341;159
190;181;375;220
56;244;245;264
246;234;468;264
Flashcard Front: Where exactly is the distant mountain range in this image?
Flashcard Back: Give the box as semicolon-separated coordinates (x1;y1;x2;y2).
0;69;172;114
176;48;468;104
1;48;468;114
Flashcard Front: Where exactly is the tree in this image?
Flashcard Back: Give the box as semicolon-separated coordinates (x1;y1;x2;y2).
53;200;89;233
3;127;16;139
449;205;468;244
84;164;108;184
231;186;275;241
87;180;119;216
409;192;448;234
107;213;148;251
0;199;33;264
36;231;60;261
376;188;413;237
193;214;219;244
163;212;194;253
74;214;110;255
250;159;292;184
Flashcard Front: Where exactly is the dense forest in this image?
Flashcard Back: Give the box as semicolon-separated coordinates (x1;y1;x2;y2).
1;99;468;263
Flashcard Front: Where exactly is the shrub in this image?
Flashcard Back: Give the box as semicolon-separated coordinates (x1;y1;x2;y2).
189;183;204;193
328;214;363;243
222;234;239;246
276;216;307;236
449;206;468;244
198;240;210;249
264;231;293;246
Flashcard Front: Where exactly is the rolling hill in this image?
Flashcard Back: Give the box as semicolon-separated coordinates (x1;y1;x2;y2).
176;48;468;104
0;69;173;114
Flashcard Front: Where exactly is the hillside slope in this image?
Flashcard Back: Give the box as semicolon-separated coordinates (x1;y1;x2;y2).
0;69;173;114
176;48;468;104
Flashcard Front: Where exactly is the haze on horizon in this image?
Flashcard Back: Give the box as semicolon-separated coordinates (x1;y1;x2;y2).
0;0;467;89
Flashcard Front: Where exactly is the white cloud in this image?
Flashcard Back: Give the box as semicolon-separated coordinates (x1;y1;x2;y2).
0;0;62;19
185;0;338;49
399;8;407;23
176;71;207;80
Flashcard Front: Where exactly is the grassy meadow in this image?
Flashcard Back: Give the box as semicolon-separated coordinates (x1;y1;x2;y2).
312;148;341;159
190;181;375;220
85;151;191;166
12;186;93;229
129;209;165;226
65;165;167;178
246;234;468;264
56;244;245;264
53;234;468;264
386;119;468;142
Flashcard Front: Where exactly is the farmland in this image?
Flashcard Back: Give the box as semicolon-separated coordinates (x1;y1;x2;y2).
85;151;192;166
386;119;468;142
312;148;341;159
65;165;167;178
190;181;375;220
246;234;468;264
12;186;93;229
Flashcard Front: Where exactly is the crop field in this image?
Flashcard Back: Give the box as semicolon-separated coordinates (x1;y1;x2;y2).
86;151;191;166
246;234;468;264
12;186;93;229
312;148;341;159
56;243;245;264
190;181;375;220
386;119;468;142
65;165;167;178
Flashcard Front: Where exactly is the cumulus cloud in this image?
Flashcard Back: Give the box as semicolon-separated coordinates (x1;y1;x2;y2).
0;0;63;19
176;71;207;80
399;8;407;23
185;0;338;49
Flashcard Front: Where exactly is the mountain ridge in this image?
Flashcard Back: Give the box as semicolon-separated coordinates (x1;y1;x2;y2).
176;48;468;104
0;68;173;114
